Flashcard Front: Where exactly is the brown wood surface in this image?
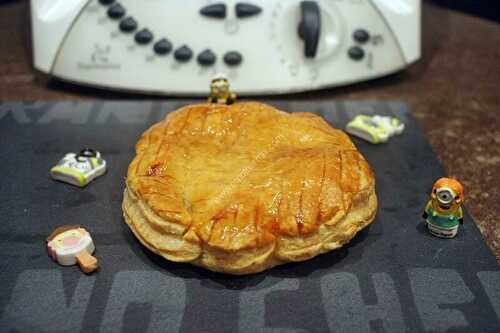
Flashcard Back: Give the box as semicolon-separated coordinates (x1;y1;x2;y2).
1;1;499;260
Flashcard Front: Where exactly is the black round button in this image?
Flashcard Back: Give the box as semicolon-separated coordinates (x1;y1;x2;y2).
107;3;125;19
197;49;216;66
348;46;365;61
200;4;227;19
223;51;243;66
236;3;262;18
174;45;193;62
153;39;172;55
353;29;370;43
99;0;115;5
119;17;138;33
135;29;153;45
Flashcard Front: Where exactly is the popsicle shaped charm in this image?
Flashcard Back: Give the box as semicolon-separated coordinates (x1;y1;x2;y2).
46;225;98;274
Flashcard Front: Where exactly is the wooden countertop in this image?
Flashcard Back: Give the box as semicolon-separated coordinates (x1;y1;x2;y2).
1;1;499;261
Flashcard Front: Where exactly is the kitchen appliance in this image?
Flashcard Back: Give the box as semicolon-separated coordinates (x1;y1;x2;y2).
30;0;421;95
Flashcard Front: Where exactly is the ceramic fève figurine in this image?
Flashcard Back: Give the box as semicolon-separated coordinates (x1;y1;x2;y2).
423;178;464;238
50;148;106;187
208;74;237;105
47;225;98;273
346;115;405;144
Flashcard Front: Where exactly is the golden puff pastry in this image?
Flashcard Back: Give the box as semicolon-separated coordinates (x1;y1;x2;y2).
123;102;377;274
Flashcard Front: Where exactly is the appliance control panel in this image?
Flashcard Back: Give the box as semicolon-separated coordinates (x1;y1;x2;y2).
31;0;421;95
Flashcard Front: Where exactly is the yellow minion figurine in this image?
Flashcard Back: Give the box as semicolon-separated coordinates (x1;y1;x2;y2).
208;74;237;105
422;177;465;238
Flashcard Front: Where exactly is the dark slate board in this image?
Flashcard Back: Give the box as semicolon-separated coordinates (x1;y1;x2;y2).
0;101;498;333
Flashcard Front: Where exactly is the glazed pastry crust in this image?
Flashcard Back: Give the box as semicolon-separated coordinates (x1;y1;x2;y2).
123;102;377;274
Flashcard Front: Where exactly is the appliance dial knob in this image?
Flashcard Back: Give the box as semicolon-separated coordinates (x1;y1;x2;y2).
297;1;321;58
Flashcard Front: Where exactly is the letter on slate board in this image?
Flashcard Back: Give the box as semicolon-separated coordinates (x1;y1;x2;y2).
95;104;152;124
101;271;186;332
409;268;474;331
1;269;96;331
0;108;31;124
37;104;92;124
239;279;300;332
321;272;405;332
477;271;500;319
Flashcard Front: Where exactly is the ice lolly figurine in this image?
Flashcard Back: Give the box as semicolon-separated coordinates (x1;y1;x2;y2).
422;178;465;238
50;148;106;187
208;74;237;105
47;225;98;274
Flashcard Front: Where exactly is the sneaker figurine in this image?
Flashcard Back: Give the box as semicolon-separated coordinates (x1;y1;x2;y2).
346;115;405;144
50;148;106;187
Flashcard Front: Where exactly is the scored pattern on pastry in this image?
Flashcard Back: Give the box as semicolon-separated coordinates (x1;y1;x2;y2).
123;102;377;274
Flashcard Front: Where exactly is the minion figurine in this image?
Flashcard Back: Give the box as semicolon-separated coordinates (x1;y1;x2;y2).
208;74;237;105
422;177;465;238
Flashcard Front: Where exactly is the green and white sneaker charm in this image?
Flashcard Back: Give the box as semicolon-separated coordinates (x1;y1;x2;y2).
50;149;107;187
346;115;405;144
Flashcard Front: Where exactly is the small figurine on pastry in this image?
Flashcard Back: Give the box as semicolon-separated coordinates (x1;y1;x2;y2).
46;225;98;273
422;178;464;238
208;74;237;105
